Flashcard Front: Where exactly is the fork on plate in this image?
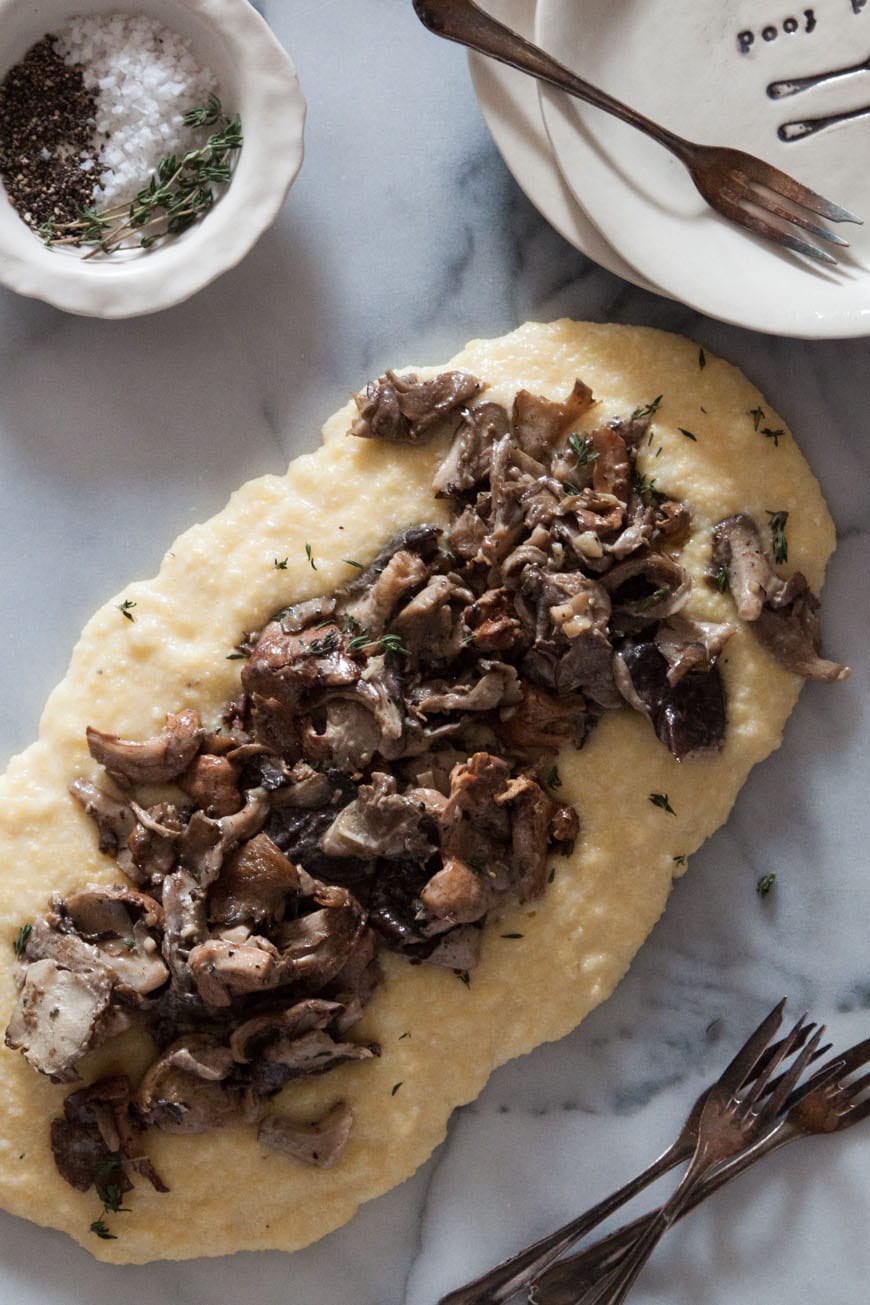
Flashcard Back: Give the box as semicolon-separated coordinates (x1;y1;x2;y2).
413;0;862;265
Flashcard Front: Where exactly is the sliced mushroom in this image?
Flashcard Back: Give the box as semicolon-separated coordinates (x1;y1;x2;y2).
614;639;727;760
433;401;509;497
351;370;481;444
209;832;300;926
710;513;774;620
495;773;556;900
251;1029;377;1095
5;957;113;1080
180;753;242;817
86;710;203;784
512;379;596;462
753;576;850;682
259;1102;354;1168
320;772;436;861
57;885;168;995
655;616;736;686
68;779;137;859
602;553;692;624
138;1038;250;1133
187;937;282;1007
420;856;498;924
229;998;344;1064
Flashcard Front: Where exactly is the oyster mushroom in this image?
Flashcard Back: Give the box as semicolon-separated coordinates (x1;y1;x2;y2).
259;1102;354;1168
86;709;203;784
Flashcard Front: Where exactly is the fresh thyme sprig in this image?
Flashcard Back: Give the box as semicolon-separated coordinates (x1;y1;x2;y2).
39;97;242;257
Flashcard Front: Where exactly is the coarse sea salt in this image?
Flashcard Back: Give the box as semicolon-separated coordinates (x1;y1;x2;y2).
55;13;218;210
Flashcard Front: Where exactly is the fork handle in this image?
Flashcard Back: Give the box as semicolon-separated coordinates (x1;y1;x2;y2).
412;0;690;158
531;1121;797;1304
436;1141;690;1305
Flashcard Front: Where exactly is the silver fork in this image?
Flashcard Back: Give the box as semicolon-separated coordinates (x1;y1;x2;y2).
530;1036;870;1305
435;999;814;1305
556;1015;825;1305
412;0;861;265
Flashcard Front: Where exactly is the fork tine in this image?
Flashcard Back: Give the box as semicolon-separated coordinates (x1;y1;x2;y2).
788;1036;870;1106
842;1068;870;1100
712;193;838;266
744;1014;815;1107
716;998;786;1095
740;156;863;224
831;1037;870;1075
729;177;851;247
767;1024;825;1114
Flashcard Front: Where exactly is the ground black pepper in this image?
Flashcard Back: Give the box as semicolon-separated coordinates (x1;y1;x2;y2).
0;37;97;231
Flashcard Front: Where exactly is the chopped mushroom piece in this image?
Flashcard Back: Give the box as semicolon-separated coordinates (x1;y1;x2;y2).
259;1102;354;1168
351;370;480;444
614;640;727;760
86;710;203;784
753;577;851;682
5;957;113;1080
712;513;850;682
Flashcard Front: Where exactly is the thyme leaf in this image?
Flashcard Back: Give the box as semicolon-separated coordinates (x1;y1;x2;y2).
638;587;668;612
117;599;136;622
649;792;676;815
762;427;784;448
43;100;242;256
13;923;31;956
678;427;698;442
274;557;288;570
305;632;340;657
631;395;663;421
698;348;706;370
749;406;765;431
568;433;599;466
90;1218;117;1240
756;872;777;897
304;542;317;571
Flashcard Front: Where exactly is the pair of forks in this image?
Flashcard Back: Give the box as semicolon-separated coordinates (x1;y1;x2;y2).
414;0;861;266
438;998;870;1305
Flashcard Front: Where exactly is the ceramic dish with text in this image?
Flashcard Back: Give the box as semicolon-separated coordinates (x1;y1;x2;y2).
0;0;305;318
467;0;659;293
535;0;870;339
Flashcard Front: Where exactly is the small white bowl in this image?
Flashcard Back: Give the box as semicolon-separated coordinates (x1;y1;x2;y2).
0;0;306;317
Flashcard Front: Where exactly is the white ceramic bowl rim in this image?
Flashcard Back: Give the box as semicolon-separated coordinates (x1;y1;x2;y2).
0;0;306;317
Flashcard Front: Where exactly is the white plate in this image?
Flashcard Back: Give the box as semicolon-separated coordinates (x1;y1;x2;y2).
467;0;658;292
536;0;870;338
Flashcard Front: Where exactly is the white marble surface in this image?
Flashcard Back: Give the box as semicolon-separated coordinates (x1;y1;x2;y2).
0;1;869;1301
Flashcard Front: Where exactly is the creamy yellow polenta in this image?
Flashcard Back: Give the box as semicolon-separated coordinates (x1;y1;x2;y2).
0;321;835;1261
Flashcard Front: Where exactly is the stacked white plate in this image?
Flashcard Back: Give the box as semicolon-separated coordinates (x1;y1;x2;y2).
470;0;870;337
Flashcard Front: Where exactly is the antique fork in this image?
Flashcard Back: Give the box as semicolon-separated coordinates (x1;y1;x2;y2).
412;0;861;265
530;1037;870;1305
550;1018;825;1305
436;999;816;1305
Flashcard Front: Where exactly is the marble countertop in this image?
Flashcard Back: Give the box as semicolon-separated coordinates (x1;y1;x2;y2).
1;2;868;1301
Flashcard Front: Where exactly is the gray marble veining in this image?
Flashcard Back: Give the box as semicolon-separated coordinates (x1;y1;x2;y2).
0;2;868;1302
